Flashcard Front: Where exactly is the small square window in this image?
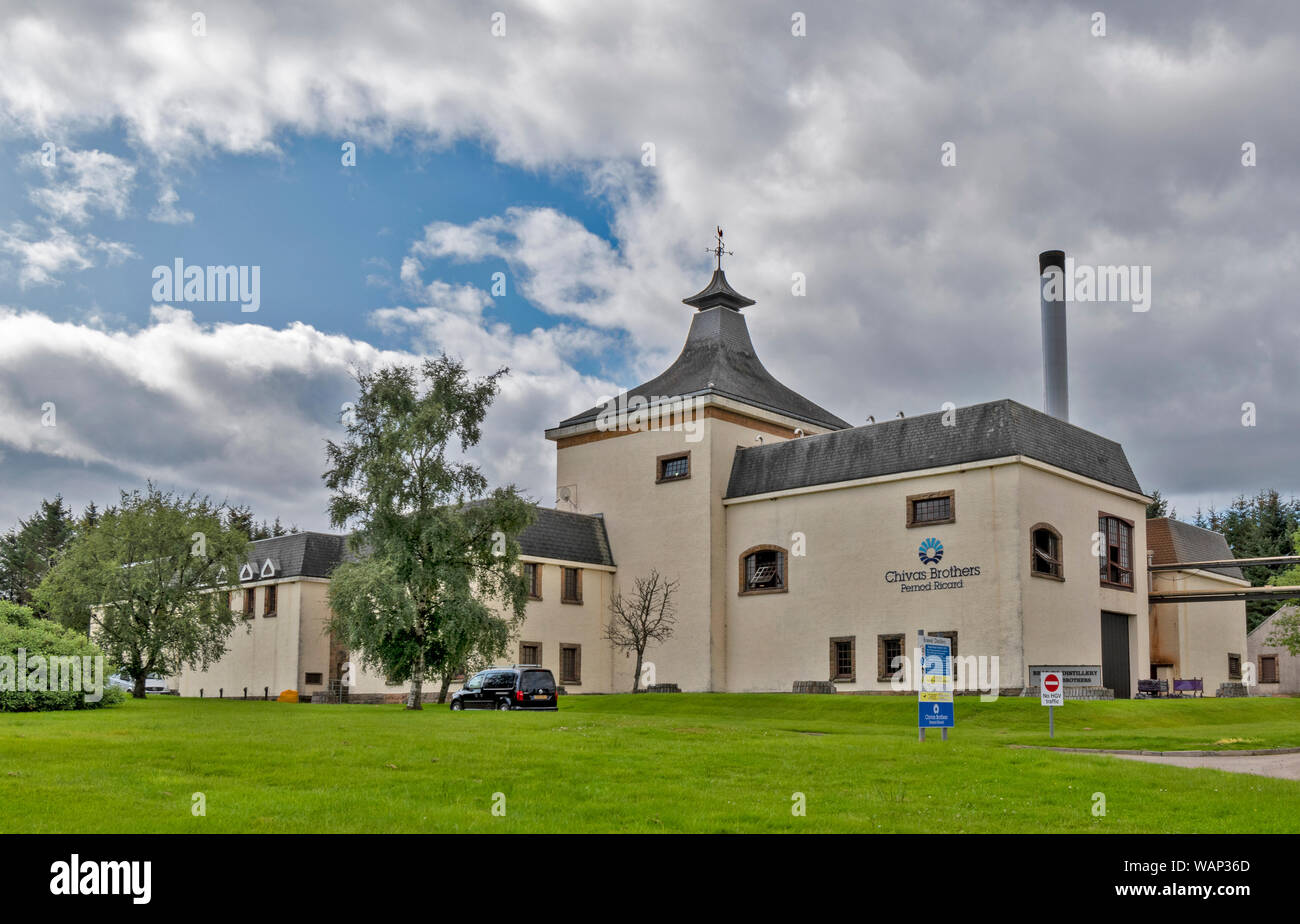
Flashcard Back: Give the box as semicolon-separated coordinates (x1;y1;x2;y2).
656;452;690;483
907;491;955;527
304;672;323;685
520;642;541;666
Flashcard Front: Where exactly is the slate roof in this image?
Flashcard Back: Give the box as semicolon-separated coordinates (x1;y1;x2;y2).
725;398;1144;499
682;268;757;310
1146;517;1244;580
557;271;850;432
237;510;614;579
239;531;351;581
518;508;615;567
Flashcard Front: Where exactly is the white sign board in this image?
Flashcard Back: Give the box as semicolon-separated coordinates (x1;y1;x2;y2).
1040;671;1064;707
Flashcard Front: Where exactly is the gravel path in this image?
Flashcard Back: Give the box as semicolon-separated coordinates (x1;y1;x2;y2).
1099;751;1300;781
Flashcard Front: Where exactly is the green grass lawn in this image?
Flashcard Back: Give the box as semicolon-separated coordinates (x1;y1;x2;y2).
2;694;1298;833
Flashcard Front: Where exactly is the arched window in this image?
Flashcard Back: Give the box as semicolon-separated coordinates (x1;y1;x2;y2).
1030;524;1063;580
740;545;788;595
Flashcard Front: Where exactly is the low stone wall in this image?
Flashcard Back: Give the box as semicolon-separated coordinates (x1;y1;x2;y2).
1215;682;1248;698
792;680;837;694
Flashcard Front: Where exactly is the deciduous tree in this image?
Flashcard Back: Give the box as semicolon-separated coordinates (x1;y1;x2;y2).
33;485;248;697
604;569;678;693
324;357;533;710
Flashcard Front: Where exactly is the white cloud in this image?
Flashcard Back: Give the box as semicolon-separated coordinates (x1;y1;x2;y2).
0;0;1298;516
0;223;136;287
27;147;136;224
148;184;194;224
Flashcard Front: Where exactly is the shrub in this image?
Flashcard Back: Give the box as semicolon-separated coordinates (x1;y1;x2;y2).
0;602;124;711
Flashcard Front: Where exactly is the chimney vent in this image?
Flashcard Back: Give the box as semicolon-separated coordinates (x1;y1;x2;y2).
1039;250;1068;421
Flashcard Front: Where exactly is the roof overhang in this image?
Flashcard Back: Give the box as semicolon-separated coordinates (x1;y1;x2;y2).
722;454;1151;506
545;392;838;443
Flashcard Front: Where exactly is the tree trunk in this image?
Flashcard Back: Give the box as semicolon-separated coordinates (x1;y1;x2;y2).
132;675;146;699
632;650;643;693
407;648;424;710
436;673;451;705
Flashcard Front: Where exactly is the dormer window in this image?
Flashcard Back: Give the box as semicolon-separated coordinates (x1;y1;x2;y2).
656;451;690;483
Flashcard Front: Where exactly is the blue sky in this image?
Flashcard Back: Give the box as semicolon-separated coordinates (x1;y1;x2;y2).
1;127;619;373
1;0;1297;532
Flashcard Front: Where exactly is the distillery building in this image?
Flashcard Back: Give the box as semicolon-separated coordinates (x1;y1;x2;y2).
177;250;1261;701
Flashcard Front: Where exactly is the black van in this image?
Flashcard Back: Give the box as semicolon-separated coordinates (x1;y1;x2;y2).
449;666;558;711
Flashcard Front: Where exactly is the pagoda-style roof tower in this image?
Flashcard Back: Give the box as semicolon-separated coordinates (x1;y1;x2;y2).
551;230;848;433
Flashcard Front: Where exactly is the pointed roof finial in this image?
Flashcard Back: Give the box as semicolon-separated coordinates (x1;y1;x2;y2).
683;226;755;311
709;225;732;270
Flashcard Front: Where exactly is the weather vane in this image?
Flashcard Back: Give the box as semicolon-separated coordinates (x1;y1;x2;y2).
707;225;733;270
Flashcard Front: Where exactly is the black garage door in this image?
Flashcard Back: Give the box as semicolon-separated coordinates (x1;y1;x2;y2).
1100;611;1131;699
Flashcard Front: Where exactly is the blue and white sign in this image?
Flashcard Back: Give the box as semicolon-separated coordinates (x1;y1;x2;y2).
918;635;955;729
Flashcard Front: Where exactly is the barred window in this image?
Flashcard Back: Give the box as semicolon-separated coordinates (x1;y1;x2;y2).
907;491;955;527
1260;655;1278;684
657;452;690;482
878;634;905;681
520;643;541;666
830;637;855;682
562;567;582;604
560;644;581;684
1228;653;1242;680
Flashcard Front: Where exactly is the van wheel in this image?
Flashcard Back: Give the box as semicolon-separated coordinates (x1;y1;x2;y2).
450;700;463;711
497;699;512;711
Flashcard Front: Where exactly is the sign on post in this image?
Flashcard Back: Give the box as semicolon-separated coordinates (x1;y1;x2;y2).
1040;670;1063;738
918;632;954;740
1040;671;1063;706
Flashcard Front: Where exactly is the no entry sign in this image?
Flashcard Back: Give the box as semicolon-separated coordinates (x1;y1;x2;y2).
1040;671;1064;706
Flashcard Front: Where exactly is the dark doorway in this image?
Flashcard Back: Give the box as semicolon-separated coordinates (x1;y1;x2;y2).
1100;611;1131;699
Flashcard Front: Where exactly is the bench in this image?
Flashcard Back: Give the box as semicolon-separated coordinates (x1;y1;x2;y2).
1137;678;1167;698
1172;677;1203;697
